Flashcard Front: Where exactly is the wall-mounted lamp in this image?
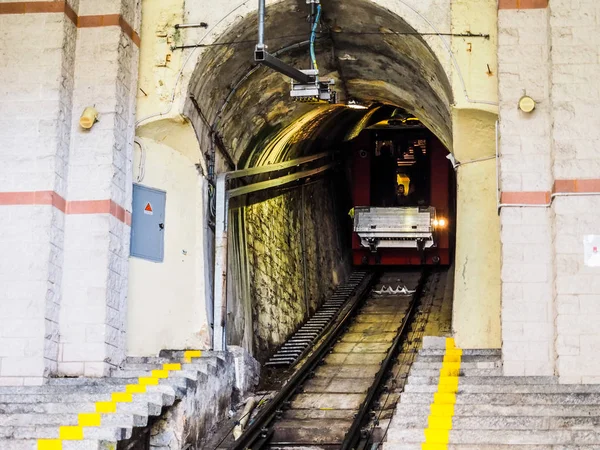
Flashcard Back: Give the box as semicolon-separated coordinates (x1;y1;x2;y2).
518;95;536;113
79;107;98;129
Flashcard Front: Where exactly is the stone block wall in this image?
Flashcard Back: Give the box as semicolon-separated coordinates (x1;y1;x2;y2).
0;0;140;384
242;179;347;361
498;0;600;381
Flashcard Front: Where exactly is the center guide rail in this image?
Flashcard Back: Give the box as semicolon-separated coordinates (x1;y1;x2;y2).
231;269;427;450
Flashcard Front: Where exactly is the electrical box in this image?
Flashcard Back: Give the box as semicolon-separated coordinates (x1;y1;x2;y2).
130;184;166;262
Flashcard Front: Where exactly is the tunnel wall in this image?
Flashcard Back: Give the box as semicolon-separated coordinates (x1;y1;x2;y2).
236;180;347;360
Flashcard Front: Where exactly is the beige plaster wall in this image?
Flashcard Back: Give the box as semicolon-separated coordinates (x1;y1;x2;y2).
450;0;501;349
128;136;211;356
452;109;501;348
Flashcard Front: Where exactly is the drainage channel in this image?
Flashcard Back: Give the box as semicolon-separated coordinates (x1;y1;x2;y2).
229;269;427;450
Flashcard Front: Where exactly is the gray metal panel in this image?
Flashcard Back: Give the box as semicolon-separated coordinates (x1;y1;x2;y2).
130;184;166;262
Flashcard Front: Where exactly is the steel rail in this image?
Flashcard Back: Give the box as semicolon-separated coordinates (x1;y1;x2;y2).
340;270;429;450
230;271;376;450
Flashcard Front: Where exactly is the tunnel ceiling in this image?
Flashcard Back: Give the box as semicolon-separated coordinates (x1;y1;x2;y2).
186;0;453;166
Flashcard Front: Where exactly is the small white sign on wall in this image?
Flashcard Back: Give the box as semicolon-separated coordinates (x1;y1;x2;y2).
584;235;600;267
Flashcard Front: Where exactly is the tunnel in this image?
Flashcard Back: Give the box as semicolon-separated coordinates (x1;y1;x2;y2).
184;0;457;361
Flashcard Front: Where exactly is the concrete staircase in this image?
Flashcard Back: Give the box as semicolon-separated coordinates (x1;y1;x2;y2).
384;346;600;450
0;350;234;450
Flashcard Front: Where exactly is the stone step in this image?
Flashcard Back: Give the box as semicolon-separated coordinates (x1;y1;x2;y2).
392;403;600;418
0;384;177;396
110;368;206;381
410;361;501;371
415;354;502;363
47;376;193;397
0;391;172;408
386;428;600;445
408;368;503;377
0;424;131;441
0;412;146;428
0;401;160;416
125;355;221;367
390;414;600;431
404;383;600;394
418;349;501;357
407;375;557;386
0;440;117;450
384;445;562;450
400;392;600;405
157;350;228;363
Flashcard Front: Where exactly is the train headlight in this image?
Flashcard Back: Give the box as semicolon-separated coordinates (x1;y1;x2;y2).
434;218;447;228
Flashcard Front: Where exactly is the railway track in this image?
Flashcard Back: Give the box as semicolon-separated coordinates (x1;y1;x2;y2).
230;269;430;450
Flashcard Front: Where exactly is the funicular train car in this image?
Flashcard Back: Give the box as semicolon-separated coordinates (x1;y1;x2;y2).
350;115;454;266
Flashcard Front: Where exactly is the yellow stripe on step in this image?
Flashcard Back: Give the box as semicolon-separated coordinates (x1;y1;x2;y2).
96;401;117;413
37;439;62;450
151;369;169;379
112;392;133;403
59;425;83;440
184;350;202;363
139;376;159;385
78;413;101;427
163;363;182;371
421;338;462;450
127;383;147;394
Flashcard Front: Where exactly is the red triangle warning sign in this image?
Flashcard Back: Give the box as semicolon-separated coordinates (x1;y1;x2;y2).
144;202;153;215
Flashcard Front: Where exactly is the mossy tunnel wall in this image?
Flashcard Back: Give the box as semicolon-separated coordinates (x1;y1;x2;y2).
184;0;453;360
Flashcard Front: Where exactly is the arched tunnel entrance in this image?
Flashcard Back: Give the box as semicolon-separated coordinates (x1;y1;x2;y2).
185;0;458;360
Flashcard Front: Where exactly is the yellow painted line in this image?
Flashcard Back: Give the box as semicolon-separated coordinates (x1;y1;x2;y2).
38;352;199;449
127;383;147;394
112;392;133;403
163;363;182;371
59;426;83;440
184;350;202;363
95;401;117;413
78;413;101;427
38;439;62;450
152;369;169;379
139;376;159;385
421;338;462;450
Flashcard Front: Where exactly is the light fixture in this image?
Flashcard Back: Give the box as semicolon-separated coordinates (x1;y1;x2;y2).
434;218;447;228
80;107;98;129
346;100;367;110
518;95;536;113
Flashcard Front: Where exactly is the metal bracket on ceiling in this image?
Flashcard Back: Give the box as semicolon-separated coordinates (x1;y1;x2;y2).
255;0;335;103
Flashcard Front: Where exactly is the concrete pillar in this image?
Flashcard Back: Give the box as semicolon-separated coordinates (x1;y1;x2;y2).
0;1;77;385
497;2;555;376
59;0;140;377
0;0;140;384
452;110;502;350
549;0;600;383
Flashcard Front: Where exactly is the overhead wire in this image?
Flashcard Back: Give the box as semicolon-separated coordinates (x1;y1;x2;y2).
309;4;322;77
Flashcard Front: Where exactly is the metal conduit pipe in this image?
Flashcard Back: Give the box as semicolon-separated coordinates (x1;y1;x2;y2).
257;0;266;49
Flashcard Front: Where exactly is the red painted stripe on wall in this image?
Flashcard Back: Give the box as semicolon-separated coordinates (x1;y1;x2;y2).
0;191;131;225
499;0;548;9
501;191;551;205
554;179;600;194
0;2;140;46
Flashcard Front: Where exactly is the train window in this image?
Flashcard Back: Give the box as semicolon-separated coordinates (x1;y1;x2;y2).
370;135;430;207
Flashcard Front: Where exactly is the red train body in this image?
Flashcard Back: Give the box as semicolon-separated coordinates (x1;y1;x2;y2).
349;121;454;267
